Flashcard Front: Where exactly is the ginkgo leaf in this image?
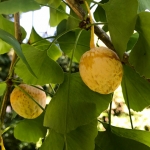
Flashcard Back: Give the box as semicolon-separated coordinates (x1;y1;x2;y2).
103;0;138;59
44;73;111;134
129;12;150;78
95;126;150;150
15;44;64;85
14;114;47;143
41;120;97;150
121;65;150;111
0;0;40;14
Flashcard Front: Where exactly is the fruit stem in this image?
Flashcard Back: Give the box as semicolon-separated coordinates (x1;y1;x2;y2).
84;0;95;49
14;84;45;111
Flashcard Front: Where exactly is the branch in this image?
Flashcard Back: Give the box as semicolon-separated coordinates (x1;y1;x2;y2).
0;13;22;130
65;0;115;50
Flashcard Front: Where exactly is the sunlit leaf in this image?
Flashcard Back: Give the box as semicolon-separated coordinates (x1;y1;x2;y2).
41;120;97;150
14;114;47;143
50;3;68;27
138;0;150;12
103;0;138;59
0;0;40;14
95;126;150;150
121;65;150;111
44;73;111;134
129;12;150;77
0;15;26;54
29;28;62;61
0;82;6;96
15;44;64;85
0;29;35;77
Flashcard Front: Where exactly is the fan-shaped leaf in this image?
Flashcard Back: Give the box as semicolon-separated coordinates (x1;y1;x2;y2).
103;0;138;59
129;12;150;77
15;44;64;85
44;73;111;134
121;65;150;111
0;0;40;14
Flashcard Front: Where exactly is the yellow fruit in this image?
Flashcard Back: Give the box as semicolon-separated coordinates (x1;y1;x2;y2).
79;46;123;94
10;84;46;119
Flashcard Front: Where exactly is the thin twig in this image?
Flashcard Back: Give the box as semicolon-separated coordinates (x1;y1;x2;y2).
0;12;22;133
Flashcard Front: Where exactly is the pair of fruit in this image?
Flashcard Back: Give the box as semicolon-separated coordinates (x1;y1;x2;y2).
10;1;123;119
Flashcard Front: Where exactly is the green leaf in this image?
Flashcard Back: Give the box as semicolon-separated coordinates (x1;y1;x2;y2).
94;5;106;22
127;32;139;51
0;15;26;54
44;73;111;134
121;65;150;111
138;0;150;13
95;127;150;150
14;114;47;143
41;120;98;150
36;0;61;7
111;125;150;148
74;29;90;61
50;3;68;27
103;0;138;59
0;0;40;14
0;82;6;96
66;10;80;30
57;20;90;62
15;44;64;85
57;20;76;54
40;129;64;150
129;12;150;77
66;119;97;150
0;29;35;77
29;28;62;61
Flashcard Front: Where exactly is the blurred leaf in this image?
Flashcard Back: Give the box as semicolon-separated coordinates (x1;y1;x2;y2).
29;28;62;60
94;5;106;22
0;0;40;14
41;120;97;150
129;12;150;77
36;0;61;7
103;0;138;59
66;10;80;30
44;73;111;134
0;29;35;77
127;32;139;51
0;15;26;54
50;3;68;27
138;0;150;12
15;44;64;85
14;114;47;143
0;82;6;96
95;126;150;150
48;0;61;7
121;65;150;111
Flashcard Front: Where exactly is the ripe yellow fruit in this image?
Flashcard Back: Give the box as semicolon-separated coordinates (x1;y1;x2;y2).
79;46;123;94
10;84;46;119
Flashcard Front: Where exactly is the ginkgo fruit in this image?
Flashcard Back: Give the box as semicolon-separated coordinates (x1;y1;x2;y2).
79;46;123;94
10;84;46;119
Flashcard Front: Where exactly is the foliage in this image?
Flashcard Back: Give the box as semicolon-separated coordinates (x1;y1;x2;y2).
0;0;150;150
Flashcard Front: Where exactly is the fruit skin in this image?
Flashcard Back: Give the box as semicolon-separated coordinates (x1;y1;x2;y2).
10;84;46;119
79;46;123;94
